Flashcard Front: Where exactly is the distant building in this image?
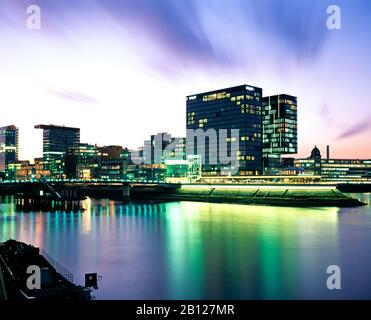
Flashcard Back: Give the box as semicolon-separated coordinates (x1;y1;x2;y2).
34;157;50;179
0;125;19;176
320;159;371;182
7;158;50;181
65;143;100;180
130;133;187;182
99;146;129;180
294;146;322;176
6;160;30;181
35;124;80;178
186;85;263;176
143;133;171;165
163;136;188;182
126;164;167;182
281;157;295;168
163;137;187;161
294;146;371;182
262;94;297;173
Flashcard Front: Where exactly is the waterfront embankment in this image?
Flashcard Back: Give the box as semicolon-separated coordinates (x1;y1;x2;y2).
131;184;366;207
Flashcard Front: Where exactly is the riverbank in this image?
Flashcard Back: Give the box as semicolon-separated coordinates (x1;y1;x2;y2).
131;184;366;207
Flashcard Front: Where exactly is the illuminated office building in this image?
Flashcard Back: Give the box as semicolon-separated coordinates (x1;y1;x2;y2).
131;133;186;182
65;143;100;179
186;84;263;176
99;145;129;180
143;133;185;165
262;94;297;173
6;158;50;181
35;124;80;178
294;146;371;182
0;125;19;177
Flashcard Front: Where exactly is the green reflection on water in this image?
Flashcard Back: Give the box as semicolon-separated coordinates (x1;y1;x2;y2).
164;202;339;299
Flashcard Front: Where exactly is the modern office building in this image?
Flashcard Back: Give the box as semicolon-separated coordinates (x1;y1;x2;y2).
143;132;178;165
99;145;129;180
186;84;263;176
65;143;100;179
163;137;187;161
35;124;80;178
294;146;371;182
163;137;188;182
262;94;297;173
0;125;19;175
129;133;187;182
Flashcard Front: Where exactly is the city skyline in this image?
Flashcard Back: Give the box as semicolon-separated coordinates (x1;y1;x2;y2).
0;0;370;161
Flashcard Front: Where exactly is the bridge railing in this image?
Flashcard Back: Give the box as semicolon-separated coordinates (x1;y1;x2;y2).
0;178;169;184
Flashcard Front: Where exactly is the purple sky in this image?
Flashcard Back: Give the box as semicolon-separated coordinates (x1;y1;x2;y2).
0;0;370;160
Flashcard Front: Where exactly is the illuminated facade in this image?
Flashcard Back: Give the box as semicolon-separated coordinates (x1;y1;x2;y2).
186;85;263;176
136;133;187;181
35;124;80;178
262;94;297;173
127;164;167;182
65;143;100;179
143;133;186;165
163;137;187;161
0;125;19;176
99;146;129;180
320;159;371;182
294;146;371;182
6;158;50;181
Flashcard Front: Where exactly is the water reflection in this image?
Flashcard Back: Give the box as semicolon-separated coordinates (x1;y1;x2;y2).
1;194;371;299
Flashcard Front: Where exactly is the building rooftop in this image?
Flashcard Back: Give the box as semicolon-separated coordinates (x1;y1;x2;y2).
186;84;262;98
34;124;80;131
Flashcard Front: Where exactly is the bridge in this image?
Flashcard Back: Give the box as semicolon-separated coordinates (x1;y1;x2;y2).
0;180;181;206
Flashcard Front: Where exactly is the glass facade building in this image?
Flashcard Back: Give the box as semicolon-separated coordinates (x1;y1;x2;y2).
262;94;297;173
0;125;19;175
186;85;263;176
65;143;100;179
35;124;80;178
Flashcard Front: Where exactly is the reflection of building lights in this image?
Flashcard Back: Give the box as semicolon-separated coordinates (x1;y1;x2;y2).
82;198;92;234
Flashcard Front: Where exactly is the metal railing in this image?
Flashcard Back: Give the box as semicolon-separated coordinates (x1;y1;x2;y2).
39;248;74;284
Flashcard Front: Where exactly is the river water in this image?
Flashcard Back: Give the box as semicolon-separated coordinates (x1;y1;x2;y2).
1;194;371;300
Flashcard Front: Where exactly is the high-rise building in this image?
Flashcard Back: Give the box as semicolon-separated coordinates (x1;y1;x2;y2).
186;85;263;176
262;94;297;173
35;124;80;178
0;125;19;175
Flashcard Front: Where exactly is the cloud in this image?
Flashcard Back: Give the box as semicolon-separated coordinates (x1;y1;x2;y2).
319;104;335;126
99;0;233;69
49;89;100;104
337;119;371;140
2;0;329;75
245;0;329;61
